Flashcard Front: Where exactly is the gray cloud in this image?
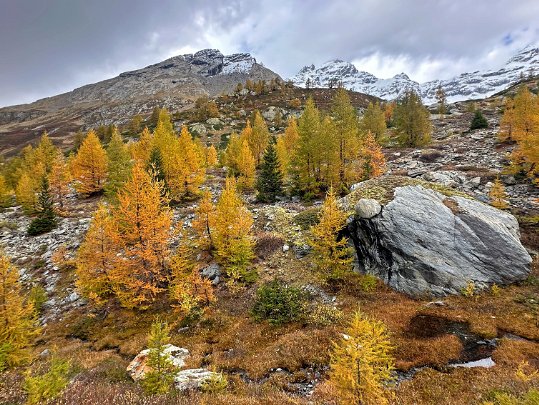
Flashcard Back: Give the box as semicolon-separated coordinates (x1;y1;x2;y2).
1;0;538;106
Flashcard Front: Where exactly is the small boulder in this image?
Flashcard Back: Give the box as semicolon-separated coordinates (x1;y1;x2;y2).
355;199;382;219
201;263;221;285
189;123;207;136
174;368;220;391
127;345;189;381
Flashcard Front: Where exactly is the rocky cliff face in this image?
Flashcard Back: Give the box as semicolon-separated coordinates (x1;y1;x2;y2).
0;49;280;153
341;177;532;296
292;45;539;103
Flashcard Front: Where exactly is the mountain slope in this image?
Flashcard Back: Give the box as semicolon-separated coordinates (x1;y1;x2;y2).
291;45;539;103
0;49;280;153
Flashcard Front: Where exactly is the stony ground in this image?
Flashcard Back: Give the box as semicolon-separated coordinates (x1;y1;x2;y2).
387;102;539;212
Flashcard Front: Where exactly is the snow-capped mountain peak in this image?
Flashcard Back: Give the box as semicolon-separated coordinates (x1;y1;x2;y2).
291;45;539;103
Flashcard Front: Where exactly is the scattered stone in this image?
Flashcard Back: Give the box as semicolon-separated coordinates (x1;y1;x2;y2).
282;244;290;252
470;176;481;186
426;301;446;307
262;106;283;121
206;117;222;127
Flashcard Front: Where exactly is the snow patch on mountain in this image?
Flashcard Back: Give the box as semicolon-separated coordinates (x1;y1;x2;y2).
221;53;257;74
291;46;539;104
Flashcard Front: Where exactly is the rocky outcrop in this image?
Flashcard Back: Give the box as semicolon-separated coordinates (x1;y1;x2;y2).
343;177;532;296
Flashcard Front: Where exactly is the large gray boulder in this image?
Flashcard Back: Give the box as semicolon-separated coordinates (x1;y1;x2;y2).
343;177;531;296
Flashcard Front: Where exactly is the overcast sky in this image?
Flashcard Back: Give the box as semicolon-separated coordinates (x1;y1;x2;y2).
1;0;539;107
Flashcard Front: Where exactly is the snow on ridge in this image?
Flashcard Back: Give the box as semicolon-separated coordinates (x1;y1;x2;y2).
221;53;256;74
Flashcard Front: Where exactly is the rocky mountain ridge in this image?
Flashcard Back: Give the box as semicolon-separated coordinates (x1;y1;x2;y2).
0;49;279;153
291;45;539;103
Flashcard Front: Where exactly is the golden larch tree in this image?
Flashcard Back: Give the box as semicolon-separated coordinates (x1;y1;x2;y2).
75;203;119;306
361;131;387;179
236;139;256;189
104;127;132;201
0;174;11;207
169;236;215;315
223;133;242;176
213;177;254;281
131;127;153;165
489;178;509;209
0;252;40;369
292;97;322;198
498;98;515;142
16;172;38;214
111;164;172;309
329;310;395;405
308;188;352;278
176;126;205;198
192;190;215;250
48;152;72;211
34;132;58;173
206;144;218;167
71;130;108;196
276;117;300;178
250;111;270;166
330;89;364;193
361;102;387;142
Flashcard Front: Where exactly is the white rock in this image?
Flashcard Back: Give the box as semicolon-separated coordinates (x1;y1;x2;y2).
174;368;220;391
355;199;382;219
127;345;190;381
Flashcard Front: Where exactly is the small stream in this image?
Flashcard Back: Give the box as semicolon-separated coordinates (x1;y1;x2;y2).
395;314;534;383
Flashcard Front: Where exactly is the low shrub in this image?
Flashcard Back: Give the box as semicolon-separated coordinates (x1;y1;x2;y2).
293;208;320;230
24;356;72;404
29;285;47;314
461;280;476;297
252;280;307;325
201;371;228;393
27;216;56;236
255;232;284;260
470;110;488;130
326;272;379;294
307;303;344;326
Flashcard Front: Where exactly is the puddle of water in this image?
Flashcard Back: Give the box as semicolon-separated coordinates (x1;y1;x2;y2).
450;356;496;368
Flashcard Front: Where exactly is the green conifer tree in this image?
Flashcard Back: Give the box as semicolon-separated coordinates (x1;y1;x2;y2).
27;177;57;236
256;140;284;202
470;110;489;130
